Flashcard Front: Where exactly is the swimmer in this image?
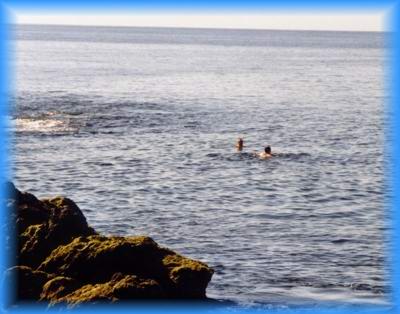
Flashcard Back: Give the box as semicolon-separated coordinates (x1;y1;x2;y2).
236;138;244;151
254;146;273;159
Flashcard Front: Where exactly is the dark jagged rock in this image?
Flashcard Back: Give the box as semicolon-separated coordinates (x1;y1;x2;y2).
3;266;54;301
4;183;214;307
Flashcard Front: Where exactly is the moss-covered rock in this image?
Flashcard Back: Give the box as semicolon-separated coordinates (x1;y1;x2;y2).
39;235;213;299
40;276;82;302
15;192;97;268
47;273;165;307
5;183;214;306
163;254;213;298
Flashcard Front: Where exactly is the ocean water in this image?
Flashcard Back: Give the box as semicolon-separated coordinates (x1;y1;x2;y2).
9;24;389;308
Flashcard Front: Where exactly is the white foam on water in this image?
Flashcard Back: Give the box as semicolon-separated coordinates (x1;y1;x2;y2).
12;117;74;133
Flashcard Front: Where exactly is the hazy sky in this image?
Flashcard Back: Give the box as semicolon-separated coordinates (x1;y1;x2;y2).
14;11;387;32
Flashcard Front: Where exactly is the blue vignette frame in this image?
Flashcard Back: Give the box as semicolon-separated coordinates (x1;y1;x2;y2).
0;0;398;313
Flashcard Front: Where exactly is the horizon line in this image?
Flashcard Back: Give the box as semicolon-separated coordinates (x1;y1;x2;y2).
12;22;386;33
12;12;387;32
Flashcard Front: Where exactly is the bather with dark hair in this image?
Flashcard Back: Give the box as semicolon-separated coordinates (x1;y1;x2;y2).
254;146;273;159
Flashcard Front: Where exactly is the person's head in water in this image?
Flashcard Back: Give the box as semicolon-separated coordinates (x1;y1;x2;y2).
237;138;244;151
264;146;271;154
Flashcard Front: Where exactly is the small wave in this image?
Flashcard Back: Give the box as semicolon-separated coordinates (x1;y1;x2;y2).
216;152;311;162
207;152;257;162
331;239;351;244
62;111;84;116
270;277;387;294
205;153;220;158
276;152;311;160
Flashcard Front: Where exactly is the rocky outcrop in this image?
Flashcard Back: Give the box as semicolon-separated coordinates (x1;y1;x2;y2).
4;266;55;301
38;235;212;299
3;183;214;307
5;182;96;268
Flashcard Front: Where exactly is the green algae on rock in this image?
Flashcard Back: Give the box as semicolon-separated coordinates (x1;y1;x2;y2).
40;276;82;302
38;235;213;299
43;273;165;307
4;181;97;269
4;183;214;307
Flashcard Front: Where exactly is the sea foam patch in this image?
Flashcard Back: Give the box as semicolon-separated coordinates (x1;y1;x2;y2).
12;117;75;134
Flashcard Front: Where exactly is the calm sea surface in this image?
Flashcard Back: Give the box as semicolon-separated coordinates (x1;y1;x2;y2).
10;24;389;308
